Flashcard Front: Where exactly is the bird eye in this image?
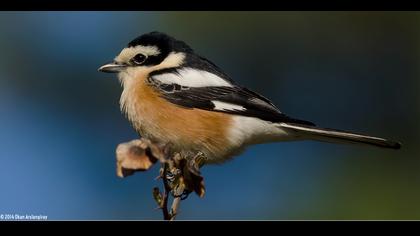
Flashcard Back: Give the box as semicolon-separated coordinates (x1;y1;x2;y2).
131;53;147;65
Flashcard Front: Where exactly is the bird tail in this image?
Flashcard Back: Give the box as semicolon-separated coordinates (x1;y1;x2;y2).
280;123;401;149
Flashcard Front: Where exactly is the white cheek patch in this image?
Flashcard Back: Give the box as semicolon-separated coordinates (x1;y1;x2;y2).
115;45;160;63
155;52;185;70
152;68;233;87
212;101;246;111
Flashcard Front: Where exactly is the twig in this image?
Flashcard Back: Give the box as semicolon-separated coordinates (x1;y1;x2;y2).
160;158;182;220
116;138;205;220
161;163;170;220
170;196;181;220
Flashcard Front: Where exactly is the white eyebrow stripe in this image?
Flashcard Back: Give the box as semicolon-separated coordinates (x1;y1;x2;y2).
131;45;160;56
212;101;246;111
115;45;160;63
152;68;233;87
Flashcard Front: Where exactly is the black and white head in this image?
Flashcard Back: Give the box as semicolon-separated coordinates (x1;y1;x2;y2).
98;31;234;87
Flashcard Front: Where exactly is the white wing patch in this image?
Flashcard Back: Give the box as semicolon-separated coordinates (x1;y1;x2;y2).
152;68;233;87
212;101;246;111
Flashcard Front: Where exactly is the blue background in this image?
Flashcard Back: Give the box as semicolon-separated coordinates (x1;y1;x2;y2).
0;12;417;220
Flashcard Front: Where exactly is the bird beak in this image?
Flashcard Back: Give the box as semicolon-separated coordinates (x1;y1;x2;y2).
98;62;127;73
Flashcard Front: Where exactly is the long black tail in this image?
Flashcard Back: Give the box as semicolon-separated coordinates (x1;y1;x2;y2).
280;123;401;149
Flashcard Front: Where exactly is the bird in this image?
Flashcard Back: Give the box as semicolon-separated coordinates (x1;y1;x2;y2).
99;31;401;164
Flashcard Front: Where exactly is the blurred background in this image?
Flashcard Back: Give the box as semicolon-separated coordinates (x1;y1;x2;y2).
0;11;418;220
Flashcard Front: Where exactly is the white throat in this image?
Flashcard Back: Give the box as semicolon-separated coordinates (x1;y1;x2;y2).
117;52;187;128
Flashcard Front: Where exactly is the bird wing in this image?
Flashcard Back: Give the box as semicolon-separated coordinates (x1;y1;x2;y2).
147;69;315;125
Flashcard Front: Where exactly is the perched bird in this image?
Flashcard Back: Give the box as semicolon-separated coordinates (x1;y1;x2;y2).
99;32;401;164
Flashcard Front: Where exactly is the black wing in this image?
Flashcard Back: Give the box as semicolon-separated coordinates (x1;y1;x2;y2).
147;76;315;126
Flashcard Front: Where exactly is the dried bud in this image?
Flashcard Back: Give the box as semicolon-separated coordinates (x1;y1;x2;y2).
153;187;163;207
116;139;158;178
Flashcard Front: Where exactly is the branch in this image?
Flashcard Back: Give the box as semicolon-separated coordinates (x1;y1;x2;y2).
115;138;206;220
161;163;171;220
170;196;181;220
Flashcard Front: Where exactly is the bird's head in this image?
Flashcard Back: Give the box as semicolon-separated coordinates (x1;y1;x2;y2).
98;31;193;76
